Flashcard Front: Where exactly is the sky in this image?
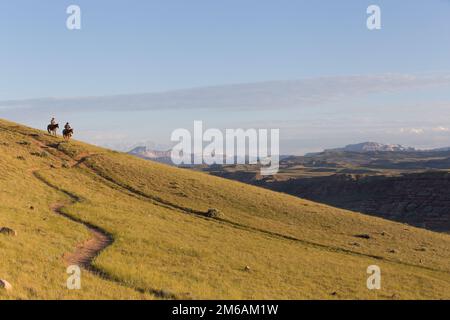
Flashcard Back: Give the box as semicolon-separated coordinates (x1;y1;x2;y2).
1;0;450;154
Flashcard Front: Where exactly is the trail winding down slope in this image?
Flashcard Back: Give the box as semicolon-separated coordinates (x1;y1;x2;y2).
28;143;177;299
28;141;115;273
52;202;112;270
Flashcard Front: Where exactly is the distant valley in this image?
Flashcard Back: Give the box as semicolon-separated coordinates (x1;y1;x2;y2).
129;142;450;233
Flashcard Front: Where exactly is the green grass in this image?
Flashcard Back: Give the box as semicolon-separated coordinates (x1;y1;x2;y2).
0;118;449;299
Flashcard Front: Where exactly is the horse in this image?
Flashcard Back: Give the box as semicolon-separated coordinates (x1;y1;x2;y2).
47;123;59;136
63;128;74;141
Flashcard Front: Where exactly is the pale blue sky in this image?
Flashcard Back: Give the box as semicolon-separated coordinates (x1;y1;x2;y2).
2;0;450;99
1;1;450;154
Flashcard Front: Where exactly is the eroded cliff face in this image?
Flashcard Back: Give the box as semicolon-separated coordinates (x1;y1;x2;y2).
263;172;450;233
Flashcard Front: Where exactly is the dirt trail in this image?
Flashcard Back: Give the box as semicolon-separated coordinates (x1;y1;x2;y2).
23;137;113;273
65;228;111;269
32;170;114;274
51;203;112;270
31;159;177;298
25;139;112;270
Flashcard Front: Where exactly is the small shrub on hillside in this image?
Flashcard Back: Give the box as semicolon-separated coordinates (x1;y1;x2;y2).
205;208;222;218
0;227;17;236
354;234;371;239
30;151;49;158
56;142;79;157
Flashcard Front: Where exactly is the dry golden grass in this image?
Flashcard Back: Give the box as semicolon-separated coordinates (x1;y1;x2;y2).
0;118;449;299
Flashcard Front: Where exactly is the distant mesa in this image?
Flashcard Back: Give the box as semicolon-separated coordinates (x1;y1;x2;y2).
128;146;172;159
430;146;450;152
304;142;416;156
105;140;170;153
324;142;416;153
128;146;173;164
308;142;450;155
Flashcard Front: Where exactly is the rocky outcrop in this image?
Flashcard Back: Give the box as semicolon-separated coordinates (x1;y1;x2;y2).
0;227;17;236
0;279;12;291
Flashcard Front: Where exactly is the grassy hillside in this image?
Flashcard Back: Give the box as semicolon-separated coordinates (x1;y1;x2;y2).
0;118;449;299
196;151;450;233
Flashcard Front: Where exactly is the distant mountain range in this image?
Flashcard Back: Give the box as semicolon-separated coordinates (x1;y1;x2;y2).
128;142;450;165
306;142;450;155
127;146;291;166
324;142;416;153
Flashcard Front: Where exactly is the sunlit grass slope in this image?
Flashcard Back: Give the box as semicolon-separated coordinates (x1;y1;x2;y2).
1;118;449;299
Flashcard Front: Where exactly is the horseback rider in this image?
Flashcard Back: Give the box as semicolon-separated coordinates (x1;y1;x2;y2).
63;122;74;140
47;118;59;136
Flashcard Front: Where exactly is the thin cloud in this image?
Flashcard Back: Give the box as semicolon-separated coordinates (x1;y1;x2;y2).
432;126;450;132
1;73;450;112
400;128;425;135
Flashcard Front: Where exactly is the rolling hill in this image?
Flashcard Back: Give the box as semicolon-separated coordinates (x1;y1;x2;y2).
0;118;450;300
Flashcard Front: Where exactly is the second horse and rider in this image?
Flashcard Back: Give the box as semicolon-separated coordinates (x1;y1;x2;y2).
47;117;74;140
